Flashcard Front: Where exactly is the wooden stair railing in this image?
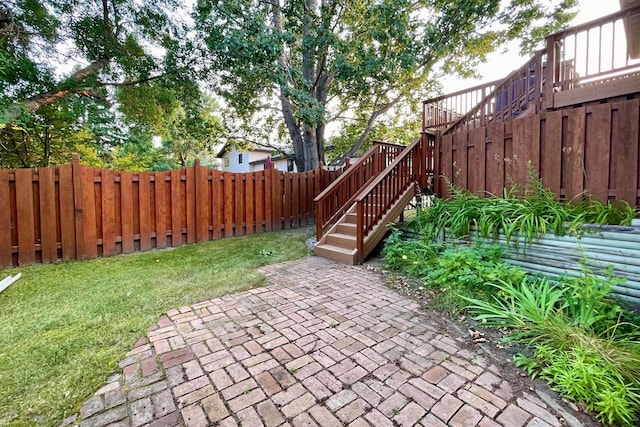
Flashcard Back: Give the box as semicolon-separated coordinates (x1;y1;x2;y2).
428;49;546;135
354;136;429;264
314;142;405;240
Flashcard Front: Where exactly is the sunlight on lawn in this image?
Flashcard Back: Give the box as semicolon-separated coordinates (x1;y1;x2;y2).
0;229;311;427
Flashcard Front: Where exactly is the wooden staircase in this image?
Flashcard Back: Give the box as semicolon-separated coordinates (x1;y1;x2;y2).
313;136;433;265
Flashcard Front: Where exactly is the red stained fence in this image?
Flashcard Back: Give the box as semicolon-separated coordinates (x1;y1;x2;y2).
0;155;342;268
435;98;640;208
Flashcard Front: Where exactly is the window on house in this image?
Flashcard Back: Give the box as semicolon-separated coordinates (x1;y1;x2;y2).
238;153;243;164
224;158;230;167
287;159;294;172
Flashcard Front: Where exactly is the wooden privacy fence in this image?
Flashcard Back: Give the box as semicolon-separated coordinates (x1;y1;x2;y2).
0;155;342;268
436;98;640;208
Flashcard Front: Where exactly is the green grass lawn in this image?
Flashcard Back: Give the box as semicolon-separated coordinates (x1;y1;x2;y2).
0;229;312;426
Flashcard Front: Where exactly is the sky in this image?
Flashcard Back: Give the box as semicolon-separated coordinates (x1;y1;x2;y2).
440;0;621;93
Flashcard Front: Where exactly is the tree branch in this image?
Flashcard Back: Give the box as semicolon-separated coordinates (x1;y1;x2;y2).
2;57;111;122
331;92;404;165
98;74;164;87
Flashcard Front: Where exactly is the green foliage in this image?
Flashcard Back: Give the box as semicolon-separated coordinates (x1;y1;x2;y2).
0;0;206;170
423;243;525;311
384;234;525;311
382;230;440;275
0;229;311;426
0;98;120;167
464;267;640;426
195;0;576;169
409;179;638;245
159;96;225;167
536;344;640;426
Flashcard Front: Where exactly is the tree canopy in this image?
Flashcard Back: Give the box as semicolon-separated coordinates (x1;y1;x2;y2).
0;0;578;170
195;0;577;170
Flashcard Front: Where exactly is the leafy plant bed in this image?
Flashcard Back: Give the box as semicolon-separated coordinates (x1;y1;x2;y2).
384;179;640;425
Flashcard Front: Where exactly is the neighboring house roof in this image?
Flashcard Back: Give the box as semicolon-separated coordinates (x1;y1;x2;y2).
215;143;289;159
249;153;294;165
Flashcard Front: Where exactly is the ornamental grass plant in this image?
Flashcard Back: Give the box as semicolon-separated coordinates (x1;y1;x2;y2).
464;269;640;426
408;177;637;244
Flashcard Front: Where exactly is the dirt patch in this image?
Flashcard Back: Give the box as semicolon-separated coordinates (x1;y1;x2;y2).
364;256;602;427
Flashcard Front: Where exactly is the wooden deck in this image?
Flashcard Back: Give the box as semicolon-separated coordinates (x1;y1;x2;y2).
421;4;640;210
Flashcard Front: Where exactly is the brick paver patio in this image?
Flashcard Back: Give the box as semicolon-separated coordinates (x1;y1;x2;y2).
73;257;565;427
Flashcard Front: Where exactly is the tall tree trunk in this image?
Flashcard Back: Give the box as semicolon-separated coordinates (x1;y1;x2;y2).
270;0;306;171
303;124;319;170
314;70;331;165
281;91;306;172
300;0;321;171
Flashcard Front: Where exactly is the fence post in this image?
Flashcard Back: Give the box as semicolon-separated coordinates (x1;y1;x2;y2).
544;36;557;109
194;158;208;242
265;168;273;232
71;153;85;260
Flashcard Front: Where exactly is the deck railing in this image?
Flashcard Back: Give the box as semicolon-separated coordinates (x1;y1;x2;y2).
354;135;432;263
314;142;405;240
545;4;640;106
423;51;546;133
424;3;640;134
422;80;499;132
549;5;640;87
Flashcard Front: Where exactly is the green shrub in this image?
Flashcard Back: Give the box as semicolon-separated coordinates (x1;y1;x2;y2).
407;179;637;245
383;230;440;276
385;236;526;312
464;269;640;426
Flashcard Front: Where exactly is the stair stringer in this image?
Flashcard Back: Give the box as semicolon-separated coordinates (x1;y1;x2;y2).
359;182;417;264
314;182;417;265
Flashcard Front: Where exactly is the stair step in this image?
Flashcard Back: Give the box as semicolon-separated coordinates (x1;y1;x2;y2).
326;233;356;248
336;223;357;235
344;213;380;224
314;243;357;265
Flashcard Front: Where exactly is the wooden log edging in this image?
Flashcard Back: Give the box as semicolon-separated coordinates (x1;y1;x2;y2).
471;222;640;305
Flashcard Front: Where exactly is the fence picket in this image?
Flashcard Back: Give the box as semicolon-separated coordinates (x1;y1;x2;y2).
235;173;245;236
255;172;265;233
154;171;168;249
245;173;255;235
0;162;340;268
224;172;234;237
170;169;182;247
195;161;209;243
138;173;152;251
613;99;640;205
39;167;58;263
120;172;134;253
186;166;196;244
58;165;76;260
81;167;98;259
101;169;116;257
15;169;35;265
212;171;223;239
0;170;12;267
586;104;612;203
